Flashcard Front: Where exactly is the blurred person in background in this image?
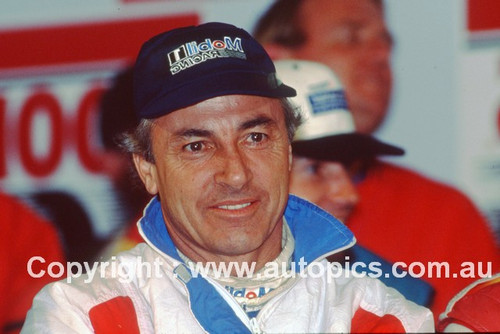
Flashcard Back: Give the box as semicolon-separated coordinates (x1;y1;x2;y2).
0;192;65;334
277;59;433;308
97;67;152;257
276;59;404;223
254;0;500;320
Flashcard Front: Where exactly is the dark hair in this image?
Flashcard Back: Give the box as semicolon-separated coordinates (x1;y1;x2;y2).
98;66;152;218
253;0;305;48
98;67;138;151
118;98;302;163
253;0;384;47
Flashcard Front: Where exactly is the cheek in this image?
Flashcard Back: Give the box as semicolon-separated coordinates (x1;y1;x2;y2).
291;169;330;200
255;160;287;188
289;177;302;195
290;173;314;195
295;48;355;87
325;58;355;83
252;144;290;172
273;152;292;184
155;163;190;203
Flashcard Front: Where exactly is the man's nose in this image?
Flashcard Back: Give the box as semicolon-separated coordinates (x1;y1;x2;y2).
323;166;360;207
214;146;252;189
366;31;393;66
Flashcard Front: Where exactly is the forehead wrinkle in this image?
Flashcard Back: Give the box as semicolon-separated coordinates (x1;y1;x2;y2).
162;104;279;142
238;115;275;132
176;115;276;138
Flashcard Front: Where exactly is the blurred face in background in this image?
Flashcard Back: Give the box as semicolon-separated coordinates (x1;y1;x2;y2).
290;156;359;222
291;0;393;134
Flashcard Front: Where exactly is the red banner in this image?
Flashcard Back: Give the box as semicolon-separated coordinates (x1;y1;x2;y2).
0;14;199;75
467;0;500;33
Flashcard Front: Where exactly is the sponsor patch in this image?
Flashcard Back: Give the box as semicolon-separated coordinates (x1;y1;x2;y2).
225;286;274;300
308;89;348;114
167;36;246;75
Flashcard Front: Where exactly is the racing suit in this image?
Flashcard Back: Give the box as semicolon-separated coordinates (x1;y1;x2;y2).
22;195;434;333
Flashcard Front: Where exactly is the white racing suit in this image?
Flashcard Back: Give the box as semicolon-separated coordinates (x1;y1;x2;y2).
22;195;434;333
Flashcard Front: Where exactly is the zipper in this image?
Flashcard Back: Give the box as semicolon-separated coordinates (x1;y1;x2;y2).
249;317;263;334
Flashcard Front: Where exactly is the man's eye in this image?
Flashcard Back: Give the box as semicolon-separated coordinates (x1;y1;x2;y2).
184;142;204;152
248;132;267;143
306;162;320;175
330;25;360;46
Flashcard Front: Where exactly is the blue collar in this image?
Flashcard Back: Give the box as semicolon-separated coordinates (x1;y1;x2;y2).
138;194;354;333
139;194;355;265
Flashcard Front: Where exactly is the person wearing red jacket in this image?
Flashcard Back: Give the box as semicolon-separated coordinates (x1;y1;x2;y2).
0;192;65;334
438;272;500;332
254;0;500;321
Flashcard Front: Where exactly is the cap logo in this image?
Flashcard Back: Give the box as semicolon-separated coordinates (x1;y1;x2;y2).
309;89;348;114
167;36;246;75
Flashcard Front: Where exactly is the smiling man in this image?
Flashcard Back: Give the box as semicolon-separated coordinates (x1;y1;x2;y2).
134;95;291;269
22;22;433;333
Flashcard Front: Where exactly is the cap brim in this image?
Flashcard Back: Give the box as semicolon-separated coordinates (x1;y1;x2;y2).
292;133;404;163
139;70;296;119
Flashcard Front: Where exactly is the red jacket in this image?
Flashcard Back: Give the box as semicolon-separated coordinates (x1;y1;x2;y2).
347;161;500;321
437;272;500;332
0;193;65;334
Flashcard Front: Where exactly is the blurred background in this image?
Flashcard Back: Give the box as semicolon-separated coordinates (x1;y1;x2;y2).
0;0;499;248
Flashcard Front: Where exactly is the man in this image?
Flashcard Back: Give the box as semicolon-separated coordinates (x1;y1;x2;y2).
254;0;391;134
22;22;434;333
254;0;500;320
275;59;403;223
277;59;433;307
97;67;152;257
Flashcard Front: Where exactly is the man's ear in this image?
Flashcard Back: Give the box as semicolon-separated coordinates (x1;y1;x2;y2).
288;145;293;172
262;43;294;60
132;153;159;195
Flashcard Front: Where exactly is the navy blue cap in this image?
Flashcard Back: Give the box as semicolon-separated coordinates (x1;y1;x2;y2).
133;22;296;119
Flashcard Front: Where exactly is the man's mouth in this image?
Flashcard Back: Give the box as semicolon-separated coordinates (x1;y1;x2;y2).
217;202;252;210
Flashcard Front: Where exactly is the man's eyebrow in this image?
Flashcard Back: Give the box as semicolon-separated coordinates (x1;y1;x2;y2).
239;116;275;131
172;116;275;138
174;128;212;138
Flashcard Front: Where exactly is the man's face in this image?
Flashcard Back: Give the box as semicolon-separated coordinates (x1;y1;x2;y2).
290;157;359;222
135;95;291;263
291;0;393;134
